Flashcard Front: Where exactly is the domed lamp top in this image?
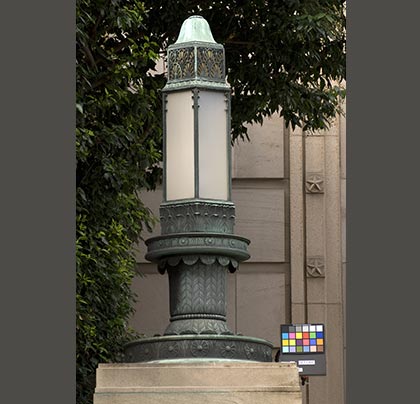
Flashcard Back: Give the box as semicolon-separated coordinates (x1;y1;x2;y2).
175;15;216;44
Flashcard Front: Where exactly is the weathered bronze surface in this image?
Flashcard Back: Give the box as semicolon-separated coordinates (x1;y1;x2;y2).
124;200;273;362
125;335;273;362
123;16;273;363
160;201;235;234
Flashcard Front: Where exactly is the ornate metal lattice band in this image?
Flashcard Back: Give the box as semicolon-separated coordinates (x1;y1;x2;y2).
124;335;273;363
160;201;235;235
167;43;225;84
170;313;227;321
156;255;240;274
145;233;250;273
168;47;195;81
164;40;228;91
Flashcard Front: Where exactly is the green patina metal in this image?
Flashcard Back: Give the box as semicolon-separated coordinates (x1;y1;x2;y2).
125;335;273;362
162;92;168;201
124;16;273;364
175;15;216;44
163;16;228;92
225;92;232;200
162;16;231;202
160;200;236;234
164;46;227;90
145;233;250;265
193;88;200;199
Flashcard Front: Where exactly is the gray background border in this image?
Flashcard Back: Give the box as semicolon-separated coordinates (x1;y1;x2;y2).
1;1;419;403
1;2;75;404
347;1;419;403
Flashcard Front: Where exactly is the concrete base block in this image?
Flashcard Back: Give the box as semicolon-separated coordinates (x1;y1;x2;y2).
94;360;302;404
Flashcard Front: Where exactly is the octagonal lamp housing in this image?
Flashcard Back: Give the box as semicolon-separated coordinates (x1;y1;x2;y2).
162;15;231;203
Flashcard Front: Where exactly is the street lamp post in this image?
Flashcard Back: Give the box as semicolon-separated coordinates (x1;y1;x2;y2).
124;15;273;362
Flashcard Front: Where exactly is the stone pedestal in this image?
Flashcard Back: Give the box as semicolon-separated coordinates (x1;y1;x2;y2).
94;361;302;404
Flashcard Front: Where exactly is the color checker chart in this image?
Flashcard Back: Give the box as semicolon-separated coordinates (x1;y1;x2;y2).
279;324;326;376
281;324;324;354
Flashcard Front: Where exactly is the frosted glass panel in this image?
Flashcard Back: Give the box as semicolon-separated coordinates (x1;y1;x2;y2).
166;91;195;200
198;91;228;200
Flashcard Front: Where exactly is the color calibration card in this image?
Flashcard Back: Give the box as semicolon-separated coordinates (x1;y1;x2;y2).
279;324;326;376
281;324;324;353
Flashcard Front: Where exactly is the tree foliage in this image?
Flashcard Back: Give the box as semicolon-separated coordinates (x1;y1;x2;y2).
76;1;163;403
144;0;346;140
76;1;345;403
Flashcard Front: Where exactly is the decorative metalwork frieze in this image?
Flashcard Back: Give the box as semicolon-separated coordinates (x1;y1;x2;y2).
170;313;227;321
244;344;257;360
306;173;324;194
164;318;231;335
306;257;326;278
220;341;236;358
157;255;239;274
197;47;224;80
124;335;273;363
190;340;210;357
146;233;250;267
148;235;248;254
168;47;195;81
160;340;182;359
124;341;157;363
167;45;225;86
147;233;248;252
160;201;235;235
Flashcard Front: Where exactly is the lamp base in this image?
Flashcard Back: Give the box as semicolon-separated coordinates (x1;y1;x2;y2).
124;334;273;363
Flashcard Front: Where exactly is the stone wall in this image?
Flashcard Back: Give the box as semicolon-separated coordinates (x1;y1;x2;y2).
288;109;346;403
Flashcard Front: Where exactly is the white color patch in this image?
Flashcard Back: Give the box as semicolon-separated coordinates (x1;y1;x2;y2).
298;360;316;366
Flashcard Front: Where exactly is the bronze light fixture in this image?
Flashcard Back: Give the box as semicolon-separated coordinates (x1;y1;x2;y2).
124;16;273;363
